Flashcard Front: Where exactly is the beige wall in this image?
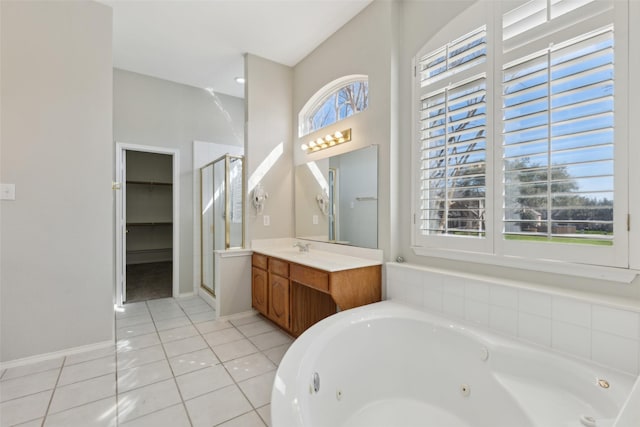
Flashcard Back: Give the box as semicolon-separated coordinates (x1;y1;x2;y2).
113;69;244;294
0;1;114;361
293;0;397;258
245;54;294;242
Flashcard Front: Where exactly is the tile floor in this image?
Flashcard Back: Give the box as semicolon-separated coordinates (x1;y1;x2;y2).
0;296;293;427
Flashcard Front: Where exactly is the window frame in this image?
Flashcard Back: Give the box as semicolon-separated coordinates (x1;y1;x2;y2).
412;2;495;255
298;75;369;138
411;0;635;280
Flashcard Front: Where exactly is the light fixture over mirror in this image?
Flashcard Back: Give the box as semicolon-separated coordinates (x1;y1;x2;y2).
300;128;351;154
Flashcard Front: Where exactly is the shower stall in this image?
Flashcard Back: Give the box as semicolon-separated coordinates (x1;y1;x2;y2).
200;154;245;297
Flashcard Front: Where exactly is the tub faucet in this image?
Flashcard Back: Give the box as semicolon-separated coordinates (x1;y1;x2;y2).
294;242;310;253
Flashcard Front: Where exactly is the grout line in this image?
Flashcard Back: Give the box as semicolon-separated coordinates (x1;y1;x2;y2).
151;299;195;427
40;355;67;427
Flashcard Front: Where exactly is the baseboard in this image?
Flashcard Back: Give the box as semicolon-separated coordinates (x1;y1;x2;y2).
0;340;114;371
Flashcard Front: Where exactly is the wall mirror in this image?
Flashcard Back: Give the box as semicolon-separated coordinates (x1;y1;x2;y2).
295;145;378;249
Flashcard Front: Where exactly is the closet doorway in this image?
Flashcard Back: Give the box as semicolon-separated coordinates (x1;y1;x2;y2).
115;143;180;306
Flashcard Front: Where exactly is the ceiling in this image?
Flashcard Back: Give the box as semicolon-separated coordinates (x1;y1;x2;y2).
102;0;374;98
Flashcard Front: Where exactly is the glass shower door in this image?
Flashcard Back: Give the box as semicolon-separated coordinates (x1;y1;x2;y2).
200;155;245;296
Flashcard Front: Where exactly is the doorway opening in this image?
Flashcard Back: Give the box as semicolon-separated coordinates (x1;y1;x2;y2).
116;143;180;306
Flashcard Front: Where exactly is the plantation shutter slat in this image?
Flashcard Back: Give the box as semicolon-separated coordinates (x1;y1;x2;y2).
419;71;487;237
502;24;614;243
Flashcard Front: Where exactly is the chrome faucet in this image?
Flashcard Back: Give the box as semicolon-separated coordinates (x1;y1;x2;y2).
293;242;310;252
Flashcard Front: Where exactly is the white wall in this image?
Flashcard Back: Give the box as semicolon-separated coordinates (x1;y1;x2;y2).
293;0;396;257
0;1;114;362
245;54;294;242
114;69;244;294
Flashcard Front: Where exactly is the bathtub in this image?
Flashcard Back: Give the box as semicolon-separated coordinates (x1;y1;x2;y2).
271;301;638;427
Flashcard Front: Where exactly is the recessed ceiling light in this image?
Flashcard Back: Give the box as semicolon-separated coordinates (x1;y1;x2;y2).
235;77;245;84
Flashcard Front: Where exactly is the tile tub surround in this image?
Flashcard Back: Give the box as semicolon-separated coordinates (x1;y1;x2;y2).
0;296;289;427
386;262;640;376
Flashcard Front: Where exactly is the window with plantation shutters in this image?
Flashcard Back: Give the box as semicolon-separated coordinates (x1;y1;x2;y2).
503;27;615;245
416;25;490;245
420;76;487;237
413;0;631;270
419;26;487;88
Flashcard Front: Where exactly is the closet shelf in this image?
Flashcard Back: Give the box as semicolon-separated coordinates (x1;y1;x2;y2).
126;222;173;227
126;180;172;186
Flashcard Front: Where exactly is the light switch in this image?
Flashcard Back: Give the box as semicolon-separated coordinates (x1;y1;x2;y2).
263;215;270;226
313;215;319;225
0;183;15;200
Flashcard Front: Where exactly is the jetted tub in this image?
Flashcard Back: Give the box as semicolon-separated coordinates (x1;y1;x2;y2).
271;301;638;427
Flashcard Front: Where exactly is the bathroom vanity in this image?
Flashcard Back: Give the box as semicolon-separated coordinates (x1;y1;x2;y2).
251;248;381;336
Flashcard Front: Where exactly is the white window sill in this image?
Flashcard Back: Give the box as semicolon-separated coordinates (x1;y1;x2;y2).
411;246;638;284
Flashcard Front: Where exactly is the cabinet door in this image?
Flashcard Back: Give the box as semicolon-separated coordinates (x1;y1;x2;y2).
252;267;268;316
269;273;290;330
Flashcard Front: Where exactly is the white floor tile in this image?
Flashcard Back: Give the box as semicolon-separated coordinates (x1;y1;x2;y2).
13;417;44;427
176;296;207;307
66;346;115;366
202;328;244;347
117;359;173;393
181;304;212;316
223;353;276;382
238;371;276;408
187;311;216;323
44;396;117;427
218;410;266;427
236;320;276;337
58;355;116;386
249;331;293;351
116;313;153;328
116;303;149;319
154;316;192;331
119;403;190;427
117;322;156;340
117;379;181;424
195;319;232;334
213;339;259;362
49;373;115;414
117;332;161;353
149;309;186;322
0;390;51;426
158;325;199;343
185;384;251;427
0;368;59;402
169;349;220;376
117;345;166;371
229;314;262;327
176;365;233;400
263;343;290;366
1;357;63;380
163;336;207;358
257;404;271;427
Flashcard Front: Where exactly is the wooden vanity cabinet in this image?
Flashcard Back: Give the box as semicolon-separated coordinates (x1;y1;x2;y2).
268;272;290;329
251;266;268;315
251;251;381;336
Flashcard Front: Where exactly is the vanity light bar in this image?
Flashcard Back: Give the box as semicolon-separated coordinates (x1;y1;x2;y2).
300;129;352;154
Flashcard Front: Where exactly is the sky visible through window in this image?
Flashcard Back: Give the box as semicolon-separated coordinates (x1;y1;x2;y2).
305;81;368;136
420;17;615;245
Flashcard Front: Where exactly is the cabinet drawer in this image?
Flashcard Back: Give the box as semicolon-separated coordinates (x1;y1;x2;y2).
290;264;329;293
269;258;289;277
252;253;268;270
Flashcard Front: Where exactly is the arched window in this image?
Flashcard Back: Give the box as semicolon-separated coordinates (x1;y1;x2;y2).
299;75;369;137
